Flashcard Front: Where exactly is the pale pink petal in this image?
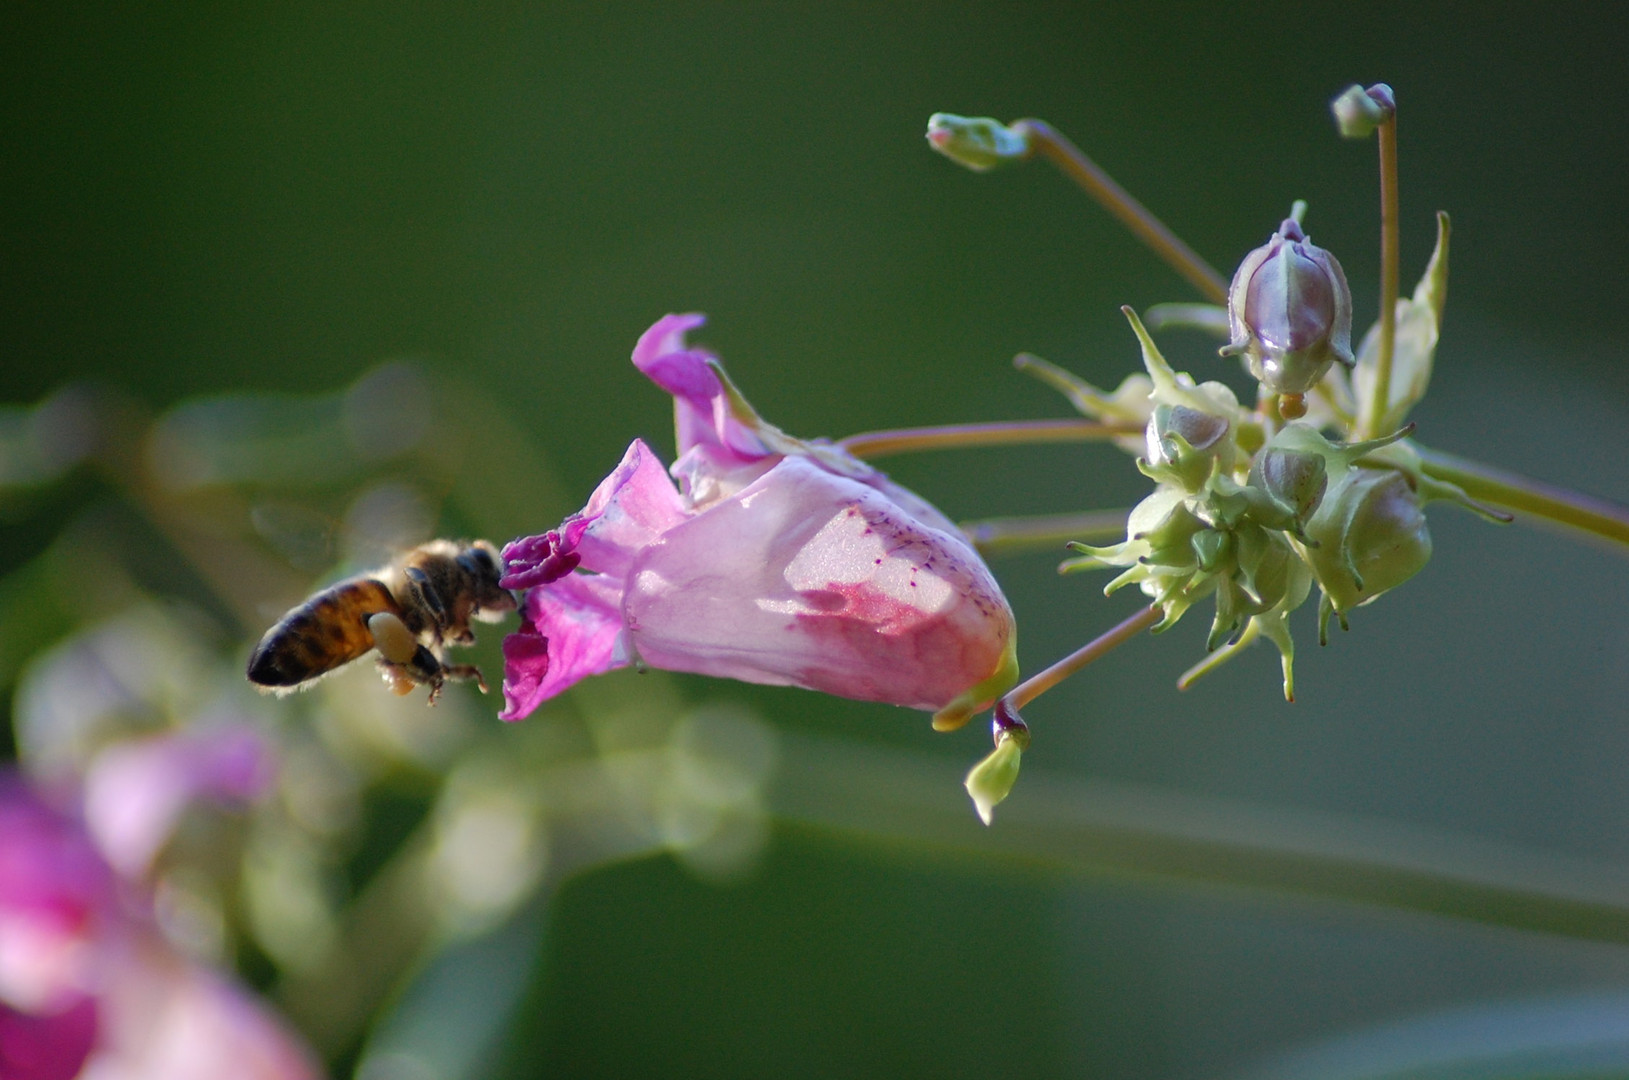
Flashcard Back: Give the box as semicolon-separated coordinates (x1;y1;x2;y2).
87;946;319;1080
82;729;273;879
81;748;186;880
571;440;689;576
624;456;1013;711
503;314;1018;722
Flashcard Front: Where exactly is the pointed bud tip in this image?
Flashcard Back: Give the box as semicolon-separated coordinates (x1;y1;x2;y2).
1332;83;1396;139
925;113;1030;172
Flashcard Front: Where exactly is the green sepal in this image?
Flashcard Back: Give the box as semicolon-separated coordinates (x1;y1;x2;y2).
932;634;1021;732
1352;213;1451;432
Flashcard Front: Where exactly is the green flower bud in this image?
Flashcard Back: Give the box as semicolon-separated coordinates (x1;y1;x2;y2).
1304;466;1431;624
1221;218;1355;396
1331;83;1396;139
925;113;1030;172
1190;525;1232;575
1204;524;1301;652
1234;523;1297;612
1064;485;1210;631
1247;444;1328;530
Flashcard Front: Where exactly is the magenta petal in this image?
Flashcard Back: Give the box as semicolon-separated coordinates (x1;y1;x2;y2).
499;531;581;591
632;314;722;455
0;778;111;924
0;996;98;1080
632;314;716;404
498;573;625;720
631;314;766;462
631;312;709;378
498;620;551;722
501;440;686;589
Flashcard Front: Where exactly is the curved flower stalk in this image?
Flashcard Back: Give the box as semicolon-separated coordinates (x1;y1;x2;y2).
499;314;1019;732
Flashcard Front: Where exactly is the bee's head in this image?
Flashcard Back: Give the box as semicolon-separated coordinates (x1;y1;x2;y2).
460;541;518;617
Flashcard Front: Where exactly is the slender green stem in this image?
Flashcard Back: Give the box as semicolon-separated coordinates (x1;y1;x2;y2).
1005;604;1161;712
837;418;1137;460
1014;119;1230;305
772;732;1629;945
961;509;1129;555
1416;445;1629;549
1361;114;1401;438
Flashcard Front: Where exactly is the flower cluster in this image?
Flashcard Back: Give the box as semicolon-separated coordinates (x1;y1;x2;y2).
1037;210;1502;696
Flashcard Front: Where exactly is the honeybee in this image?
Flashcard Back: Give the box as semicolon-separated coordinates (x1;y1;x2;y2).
247;539;517;703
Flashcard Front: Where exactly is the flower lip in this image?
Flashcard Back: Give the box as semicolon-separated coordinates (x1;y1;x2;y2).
499;530;581;592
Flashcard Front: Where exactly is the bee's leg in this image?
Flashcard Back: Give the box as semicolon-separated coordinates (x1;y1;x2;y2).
376;651;448;702
368;610;453;701
439;663;489;695
368;612;418;664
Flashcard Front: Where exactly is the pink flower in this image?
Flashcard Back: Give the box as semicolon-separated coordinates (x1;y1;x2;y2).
0;775;319;1080
500;314;1018;731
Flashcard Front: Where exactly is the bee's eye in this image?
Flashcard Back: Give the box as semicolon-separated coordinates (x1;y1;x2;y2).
461;547;497;576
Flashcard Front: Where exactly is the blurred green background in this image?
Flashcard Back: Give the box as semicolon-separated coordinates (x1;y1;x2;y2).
5;3;1629;1078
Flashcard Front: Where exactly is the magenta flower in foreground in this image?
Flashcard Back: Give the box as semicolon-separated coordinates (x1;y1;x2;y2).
0;774;319;1080
500;314;1019;730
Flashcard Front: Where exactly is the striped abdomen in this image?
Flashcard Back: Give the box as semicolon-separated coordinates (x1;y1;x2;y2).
247;578;401;688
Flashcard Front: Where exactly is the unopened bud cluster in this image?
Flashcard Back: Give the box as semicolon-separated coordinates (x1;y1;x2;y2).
1033;209;1495;696
914;95;1526;822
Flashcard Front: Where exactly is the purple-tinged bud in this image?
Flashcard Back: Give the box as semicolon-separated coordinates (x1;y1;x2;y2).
1331;83;1395;138
925;113;1029;172
1145;403;1233;490
1221;218;1355;396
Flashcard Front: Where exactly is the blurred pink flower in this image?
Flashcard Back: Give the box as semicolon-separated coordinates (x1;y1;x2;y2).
0;775;318;1080
500;314;1018;731
82;727;274;878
